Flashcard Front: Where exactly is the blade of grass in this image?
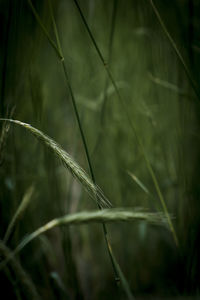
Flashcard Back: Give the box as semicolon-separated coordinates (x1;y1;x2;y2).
0;207;168;300
149;0;200;102
127;170;161;212
3;185;35;243
0;118;111;209
72;0;179;247
127;171;151;196
0;209;168;269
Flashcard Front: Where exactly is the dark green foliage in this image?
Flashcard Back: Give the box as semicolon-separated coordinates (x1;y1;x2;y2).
0;0;200;298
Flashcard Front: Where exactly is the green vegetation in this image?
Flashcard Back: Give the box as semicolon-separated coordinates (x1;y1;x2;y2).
1;0;200;298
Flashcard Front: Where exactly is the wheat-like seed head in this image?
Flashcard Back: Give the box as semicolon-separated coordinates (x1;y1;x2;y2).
0;119;111;208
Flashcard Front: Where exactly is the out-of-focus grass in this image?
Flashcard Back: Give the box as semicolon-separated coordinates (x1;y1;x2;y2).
0;0;200;299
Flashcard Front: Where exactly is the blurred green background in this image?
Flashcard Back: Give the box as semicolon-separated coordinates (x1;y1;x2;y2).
1;0;200;298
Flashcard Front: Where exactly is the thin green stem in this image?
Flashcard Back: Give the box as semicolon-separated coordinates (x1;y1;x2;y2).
27;0;131;296
48;4;125;290
72;0;179;247
0;209;167;268
61;61;95;183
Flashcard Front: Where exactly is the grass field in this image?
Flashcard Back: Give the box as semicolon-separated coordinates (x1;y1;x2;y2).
1;0;200;299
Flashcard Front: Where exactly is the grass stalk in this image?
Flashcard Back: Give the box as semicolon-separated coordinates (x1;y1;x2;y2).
72;0;179;246
47;2;133;295
46;0;95;185
0;209;167;269
26;1;134;297
0;208;168;300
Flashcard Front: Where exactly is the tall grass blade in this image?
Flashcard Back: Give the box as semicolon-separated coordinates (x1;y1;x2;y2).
26;1;133;293
0;209;168;268
127;170;161;212
46;2;134;293
0;207;168;300
72;0;179;247
3;185;35;243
